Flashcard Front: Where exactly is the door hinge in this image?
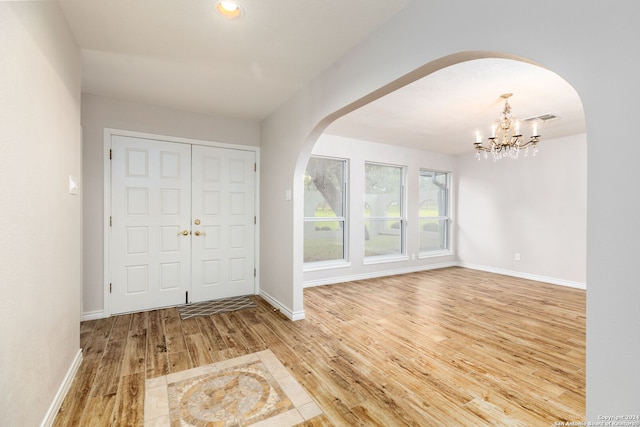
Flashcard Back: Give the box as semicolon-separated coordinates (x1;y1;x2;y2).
109;283;112;293
109;149;112;160
254;216;256;225
109;216;112;227
186;291;189;305
254;163;257;172
254;268;256;277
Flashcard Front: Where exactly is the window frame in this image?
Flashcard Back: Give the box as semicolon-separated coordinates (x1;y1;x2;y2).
363;161;407;263
303;155;350;269
418;168;452;257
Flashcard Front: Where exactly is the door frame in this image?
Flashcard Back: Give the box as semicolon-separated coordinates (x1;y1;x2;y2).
103;128;260;317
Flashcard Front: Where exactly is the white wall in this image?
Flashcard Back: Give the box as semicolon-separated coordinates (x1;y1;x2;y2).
259;1;640;417
457;134;587;286
81;93;260;316
0;3;82;426
304;135;456;286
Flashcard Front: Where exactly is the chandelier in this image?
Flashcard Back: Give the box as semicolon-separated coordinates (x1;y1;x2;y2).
474;93;541;160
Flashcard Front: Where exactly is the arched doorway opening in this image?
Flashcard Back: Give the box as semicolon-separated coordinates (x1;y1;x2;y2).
295;51;586;308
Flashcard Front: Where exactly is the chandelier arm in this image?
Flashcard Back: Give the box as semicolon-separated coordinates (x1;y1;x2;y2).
517;137;540;149
474;144;493;152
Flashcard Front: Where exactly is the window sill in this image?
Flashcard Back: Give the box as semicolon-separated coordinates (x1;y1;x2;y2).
363;255;409;265
304;260;352;272
418;250;453;259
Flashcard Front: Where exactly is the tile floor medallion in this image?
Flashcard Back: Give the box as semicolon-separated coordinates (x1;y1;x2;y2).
145;350;324;426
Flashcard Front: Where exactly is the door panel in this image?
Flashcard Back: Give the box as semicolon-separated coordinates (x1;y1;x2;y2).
110;136;256;313
111;136;192;314
190;145;255;302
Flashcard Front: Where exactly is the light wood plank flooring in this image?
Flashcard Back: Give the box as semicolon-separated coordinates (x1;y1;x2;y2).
53;267;585;426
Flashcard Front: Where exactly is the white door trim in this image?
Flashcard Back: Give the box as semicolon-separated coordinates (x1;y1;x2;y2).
103;128;260;317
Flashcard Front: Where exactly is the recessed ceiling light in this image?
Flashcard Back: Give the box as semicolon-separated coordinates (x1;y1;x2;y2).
216;1;243;19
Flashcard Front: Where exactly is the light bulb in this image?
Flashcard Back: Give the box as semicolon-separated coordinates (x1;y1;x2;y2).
216;1;243;18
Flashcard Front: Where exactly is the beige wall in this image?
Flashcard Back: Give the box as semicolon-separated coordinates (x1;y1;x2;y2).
0;3;82;426
81;94;260;315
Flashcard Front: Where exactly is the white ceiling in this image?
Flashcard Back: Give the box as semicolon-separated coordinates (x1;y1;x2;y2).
58;0;585;156
326;58;586;155
58;0;412;119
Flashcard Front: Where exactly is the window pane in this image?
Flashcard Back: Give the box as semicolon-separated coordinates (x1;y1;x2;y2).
420;219;448;252
304;156;347;264
365;219;402;257
365;163;403;257
365;164;401;218
304;157;344;217
419;170;447;217
419;169;450;253
304;220;345;262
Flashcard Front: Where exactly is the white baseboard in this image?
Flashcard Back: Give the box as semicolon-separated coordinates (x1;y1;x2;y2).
458;262;587;290
259;290;306;321
40;349;83;427
81;310;106;321
303;261;586;291
303;261;458;288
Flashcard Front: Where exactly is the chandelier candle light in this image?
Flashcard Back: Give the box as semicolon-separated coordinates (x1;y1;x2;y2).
474;93;541;161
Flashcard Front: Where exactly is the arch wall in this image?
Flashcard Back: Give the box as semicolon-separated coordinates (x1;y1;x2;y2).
259;1;639;417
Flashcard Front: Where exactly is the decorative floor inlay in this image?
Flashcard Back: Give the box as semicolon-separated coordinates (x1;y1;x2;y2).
145;350;324;427
169;360;292;426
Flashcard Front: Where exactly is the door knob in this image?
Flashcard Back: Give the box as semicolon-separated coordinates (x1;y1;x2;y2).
194;219;201;225
194;230;206;236
178;230;190;236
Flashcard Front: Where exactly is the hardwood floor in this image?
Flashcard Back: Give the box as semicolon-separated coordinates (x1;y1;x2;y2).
53;267;585;426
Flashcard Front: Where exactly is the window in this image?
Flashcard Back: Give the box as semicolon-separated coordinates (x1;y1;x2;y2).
364;163;404;258
303;156;347;264
419;170;450;254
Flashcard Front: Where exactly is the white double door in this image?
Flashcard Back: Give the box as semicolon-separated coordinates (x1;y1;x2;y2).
110;135;255;314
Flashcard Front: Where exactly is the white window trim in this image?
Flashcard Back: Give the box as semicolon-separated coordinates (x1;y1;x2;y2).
418;250;453;259
303;260;352;272
363;254;409;265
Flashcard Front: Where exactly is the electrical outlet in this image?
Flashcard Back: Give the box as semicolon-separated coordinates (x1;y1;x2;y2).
514;253;521;261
